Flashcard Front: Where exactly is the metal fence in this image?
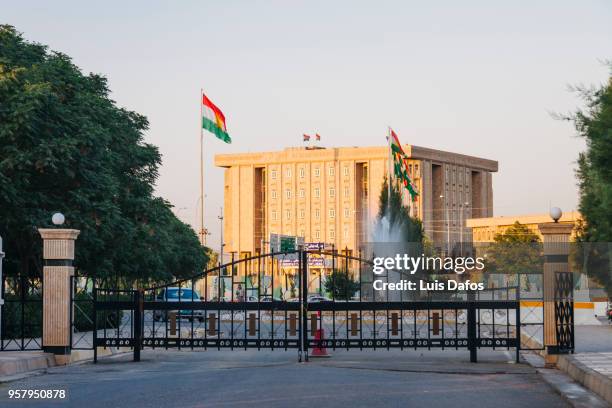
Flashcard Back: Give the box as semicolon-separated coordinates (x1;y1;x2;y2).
91;250;522;363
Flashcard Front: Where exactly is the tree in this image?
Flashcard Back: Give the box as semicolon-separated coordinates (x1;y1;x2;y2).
568;71;612;296
324;269;360;300
484;222;543;289
0;25;209;285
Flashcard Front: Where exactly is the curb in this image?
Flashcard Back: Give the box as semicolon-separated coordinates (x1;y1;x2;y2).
557;354;612;405
522;352;609;408
0;352;56;378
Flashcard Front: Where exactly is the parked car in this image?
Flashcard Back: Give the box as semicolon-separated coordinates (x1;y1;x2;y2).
153;287;205;322
287;295;332;302
260;296;283;302
307;295;332;302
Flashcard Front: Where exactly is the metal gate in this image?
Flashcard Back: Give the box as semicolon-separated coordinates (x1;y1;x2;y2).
92;250;521;363
553;271;574;354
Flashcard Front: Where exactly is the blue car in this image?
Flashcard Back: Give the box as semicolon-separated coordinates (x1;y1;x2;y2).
153;287;205;322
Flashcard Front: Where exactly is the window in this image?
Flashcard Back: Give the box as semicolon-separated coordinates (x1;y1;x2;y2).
299;209;305;219
271;190;277;199
329;209;335;219
286;168;292;178
315;209;320;219
344;208;350;218
343;166;349;176
315;230;320;240
414;164;419;176
271;210;277;221
344;186;349;197
271;169;277;179
285;189;292;199
314;167;320;177
329;229;335;239
343;226;349;239
314;187;320;198
299;167;305;178
299;229;305;237
285;209;291;220
299;188;305;198
329;166;335;176
329;187;335;198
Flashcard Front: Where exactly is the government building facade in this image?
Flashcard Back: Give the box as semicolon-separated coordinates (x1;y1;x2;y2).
214;145;498;260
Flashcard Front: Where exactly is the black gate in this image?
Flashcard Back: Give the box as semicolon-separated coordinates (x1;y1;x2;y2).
92;250;521;363
552;271;574;354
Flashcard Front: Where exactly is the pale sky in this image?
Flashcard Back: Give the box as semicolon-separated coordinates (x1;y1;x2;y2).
4;1;611;249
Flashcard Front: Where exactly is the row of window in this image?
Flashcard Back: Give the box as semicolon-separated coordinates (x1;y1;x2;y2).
270;186;350;199
271;208;352;221
295;228;350;240
270;165;350;180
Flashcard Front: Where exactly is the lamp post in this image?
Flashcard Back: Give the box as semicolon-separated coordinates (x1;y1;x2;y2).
218;207;224;264
460;201;469;256
440;195;450;255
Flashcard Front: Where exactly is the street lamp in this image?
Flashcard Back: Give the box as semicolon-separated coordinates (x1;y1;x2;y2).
440;195;450;255
460;201;469;256
52;212;65;226
550;207;562;223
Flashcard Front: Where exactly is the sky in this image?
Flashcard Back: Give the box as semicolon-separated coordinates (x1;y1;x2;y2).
4;0;611;249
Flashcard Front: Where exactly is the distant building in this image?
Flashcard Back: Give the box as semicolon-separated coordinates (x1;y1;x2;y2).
214;145;498;259
466;211;582;242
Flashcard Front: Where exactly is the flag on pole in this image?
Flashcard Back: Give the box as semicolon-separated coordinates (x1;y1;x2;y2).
303;134;311;142
389;129;418;201
202;93;231;144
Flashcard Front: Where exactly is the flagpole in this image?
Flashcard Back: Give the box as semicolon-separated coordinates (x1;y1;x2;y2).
387;126;392;215
200;88;206;246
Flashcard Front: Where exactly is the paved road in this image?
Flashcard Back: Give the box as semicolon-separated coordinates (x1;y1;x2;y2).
575;323;612;353
0;349;568;408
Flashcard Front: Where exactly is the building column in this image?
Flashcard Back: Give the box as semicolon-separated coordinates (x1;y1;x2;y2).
537;223;573;367
38;228;80;364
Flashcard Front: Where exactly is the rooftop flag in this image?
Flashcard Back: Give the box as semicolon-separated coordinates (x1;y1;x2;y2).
202;93;231;144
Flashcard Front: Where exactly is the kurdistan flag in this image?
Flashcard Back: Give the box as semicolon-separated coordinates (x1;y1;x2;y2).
202;93;231;143
390;129;418;201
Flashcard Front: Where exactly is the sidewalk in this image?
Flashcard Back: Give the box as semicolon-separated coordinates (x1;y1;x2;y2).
0;348;128;381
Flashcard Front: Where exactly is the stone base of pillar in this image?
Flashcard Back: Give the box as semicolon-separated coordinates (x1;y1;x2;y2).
43;346;71;355
544;353;559;368
53;354;72;366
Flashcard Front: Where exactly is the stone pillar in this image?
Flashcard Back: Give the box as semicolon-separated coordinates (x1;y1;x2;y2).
38;228;80;363
537;223;573;367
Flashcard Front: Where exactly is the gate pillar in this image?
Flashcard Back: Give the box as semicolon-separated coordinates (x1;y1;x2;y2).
38;228;80;364
537;222;573;367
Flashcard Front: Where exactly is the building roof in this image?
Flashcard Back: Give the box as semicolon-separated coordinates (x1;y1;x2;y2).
466;211;581;228
215;145;498;172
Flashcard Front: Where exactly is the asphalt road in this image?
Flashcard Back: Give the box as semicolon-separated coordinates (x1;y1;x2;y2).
0;349;568;408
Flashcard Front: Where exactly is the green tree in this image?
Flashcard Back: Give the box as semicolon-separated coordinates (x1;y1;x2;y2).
0;25;208;285
568;72;612;296
324;269;359;300
484;222;543;289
